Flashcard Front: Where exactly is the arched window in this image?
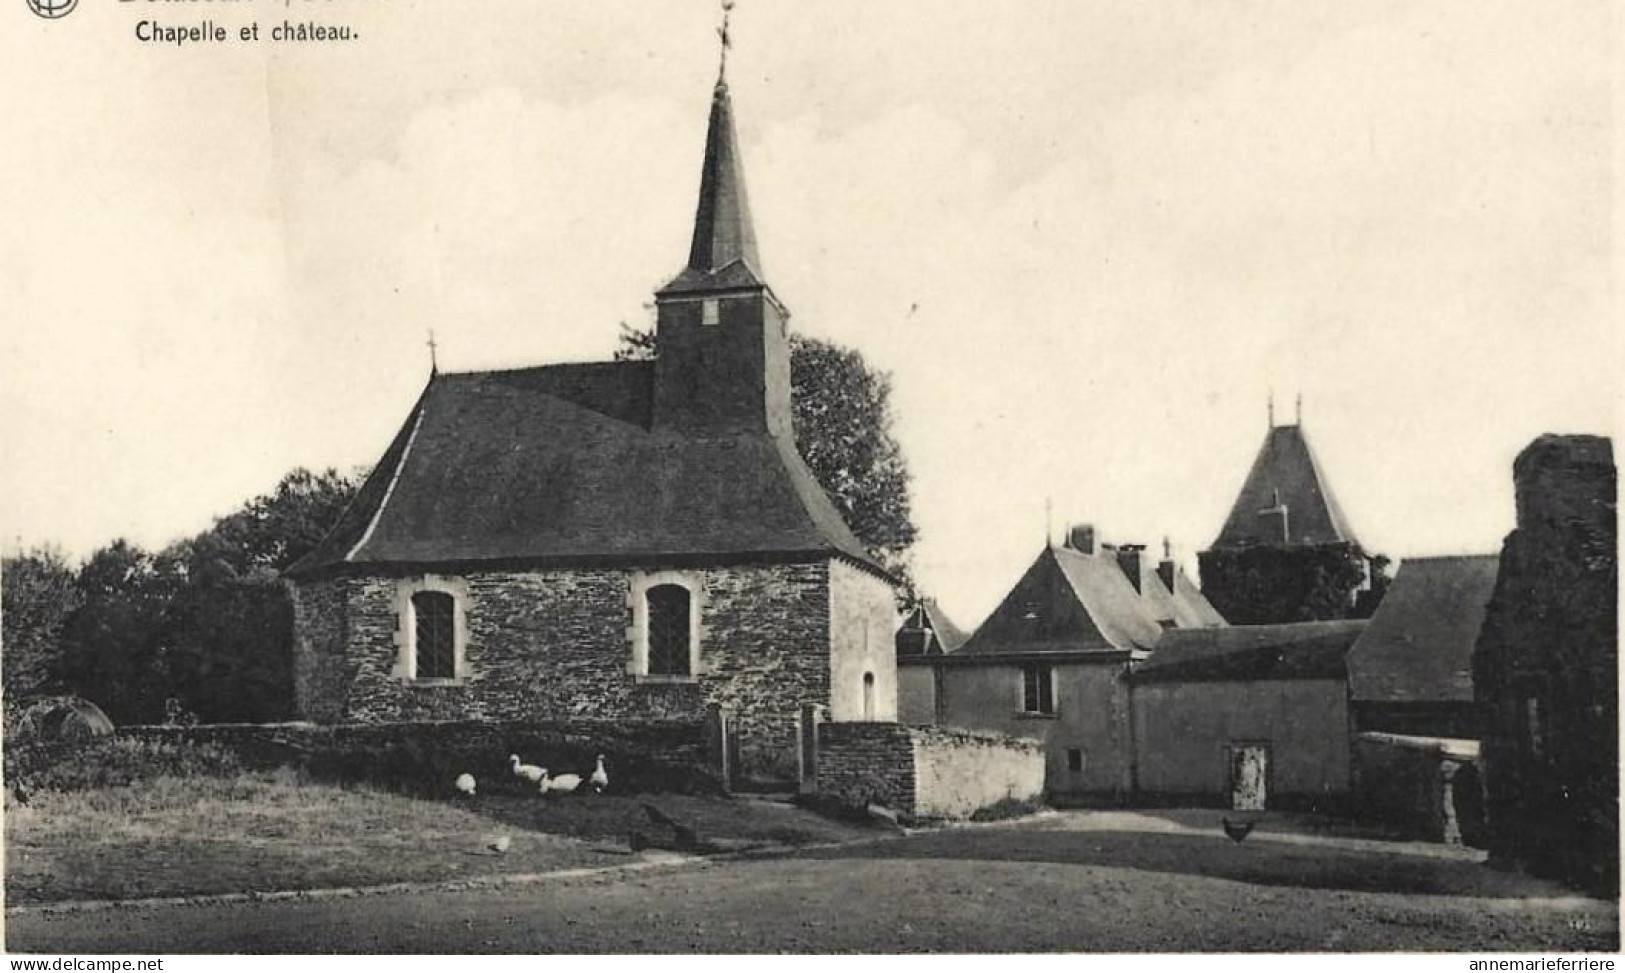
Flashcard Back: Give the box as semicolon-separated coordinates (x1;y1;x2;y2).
412;590;456;680
646;584;693;677
862;672;876;721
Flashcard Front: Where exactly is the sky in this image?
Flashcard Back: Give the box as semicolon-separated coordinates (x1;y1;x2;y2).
1;0;1616;629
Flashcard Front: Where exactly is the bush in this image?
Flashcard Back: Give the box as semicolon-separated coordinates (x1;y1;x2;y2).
115;720;725;800
5;736;242;796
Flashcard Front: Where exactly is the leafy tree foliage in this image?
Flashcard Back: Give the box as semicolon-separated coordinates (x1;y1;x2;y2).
617;325;918;584
1197;542;1388;625
56;540;180;724
13;468;363;725
1;545;81;698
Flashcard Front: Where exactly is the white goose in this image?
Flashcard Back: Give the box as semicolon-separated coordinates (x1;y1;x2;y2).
510;754;544;783
454;773;477;796
538;769;582;795
589;754;609;794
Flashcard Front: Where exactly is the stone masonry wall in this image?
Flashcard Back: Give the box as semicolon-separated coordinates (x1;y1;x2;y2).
290;561;833;775
1474;434;1617;894
287;577;349;723
814;722;917;813
815;721;1044;820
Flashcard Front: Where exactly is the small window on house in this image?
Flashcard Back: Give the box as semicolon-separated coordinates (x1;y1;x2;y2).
646;584;693;676
701;298;720;327
863;672;876;721
412;591;456;680
1067;748;1084;772
1022;663;1055;715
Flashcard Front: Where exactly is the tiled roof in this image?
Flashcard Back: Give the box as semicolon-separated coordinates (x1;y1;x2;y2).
286;362;881;577
1131;619;1368;683
1347;554;1500;704
1212;424;1355;549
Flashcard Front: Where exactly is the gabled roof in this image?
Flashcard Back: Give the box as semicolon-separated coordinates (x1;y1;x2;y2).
1131;619;1368;683
286;363;882;578
896;598;970;657
1123;553;1227;629
658;79;761;296
1211;424;1355;549
955;546;1166;656
1164;566;1229;628
1347;554;1499;704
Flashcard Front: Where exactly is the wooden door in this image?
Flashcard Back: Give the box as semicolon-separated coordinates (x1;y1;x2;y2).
1229;744;1268;811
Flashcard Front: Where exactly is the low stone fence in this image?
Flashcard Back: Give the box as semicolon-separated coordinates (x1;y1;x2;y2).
1351;731;1486;846
815;722;1044;820
117;718;722;796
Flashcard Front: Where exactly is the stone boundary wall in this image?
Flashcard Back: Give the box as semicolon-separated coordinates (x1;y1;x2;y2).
118;718;721;796
814;722;1044;820
909;724;1045;819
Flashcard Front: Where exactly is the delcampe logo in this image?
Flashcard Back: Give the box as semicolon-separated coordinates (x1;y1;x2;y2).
26;0;78;19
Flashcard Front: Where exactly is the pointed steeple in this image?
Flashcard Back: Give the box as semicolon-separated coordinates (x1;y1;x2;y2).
683;78;761;279
651;5;791;437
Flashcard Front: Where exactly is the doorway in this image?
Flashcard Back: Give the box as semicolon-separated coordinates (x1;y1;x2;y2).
1228;743;1269;811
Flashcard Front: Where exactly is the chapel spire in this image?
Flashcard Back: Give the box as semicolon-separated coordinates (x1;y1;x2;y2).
683;0;761;279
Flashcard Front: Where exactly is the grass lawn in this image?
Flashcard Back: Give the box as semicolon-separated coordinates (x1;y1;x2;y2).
4;767;884;905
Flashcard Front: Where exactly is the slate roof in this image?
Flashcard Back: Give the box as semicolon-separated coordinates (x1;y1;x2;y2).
1130;619;1368;683
1347;555;1500;704
287;362;881;578
1125;553;1228;630
1212;424;1355;549
896;598;971;657
955;546;1171;657
659;79;762;295
1165;566;1229;628
288;76;884;580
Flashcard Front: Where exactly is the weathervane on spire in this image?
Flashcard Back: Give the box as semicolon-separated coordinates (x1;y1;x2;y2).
716;0;735;85
427;328;439;375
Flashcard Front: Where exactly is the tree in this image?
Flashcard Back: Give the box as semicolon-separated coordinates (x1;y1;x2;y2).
199;466;364;578
617;325;918;585
150;467;363;722
1197;543;1388;625
57;540;178;724
46;468;365;725
1;545;81;698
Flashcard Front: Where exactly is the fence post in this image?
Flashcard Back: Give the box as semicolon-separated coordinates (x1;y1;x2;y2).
705;703;732;793
798;703;826;795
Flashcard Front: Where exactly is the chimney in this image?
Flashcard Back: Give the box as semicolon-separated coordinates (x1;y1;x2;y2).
1157;536;1177;592
1065;524;1096;555
1116;544;1147;592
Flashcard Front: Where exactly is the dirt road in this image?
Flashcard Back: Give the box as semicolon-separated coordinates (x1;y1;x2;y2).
8;811;1616;953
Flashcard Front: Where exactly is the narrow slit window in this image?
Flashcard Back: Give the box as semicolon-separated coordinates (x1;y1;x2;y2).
701;298;720;327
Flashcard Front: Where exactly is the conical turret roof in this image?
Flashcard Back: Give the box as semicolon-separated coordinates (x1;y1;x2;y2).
1211;423;1356;549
